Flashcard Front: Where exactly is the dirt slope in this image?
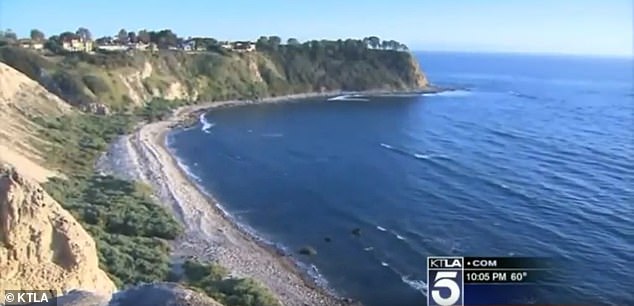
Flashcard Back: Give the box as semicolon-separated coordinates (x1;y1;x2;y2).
0;62;71;182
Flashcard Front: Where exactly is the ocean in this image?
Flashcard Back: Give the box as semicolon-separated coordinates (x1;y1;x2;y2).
167;52;633;306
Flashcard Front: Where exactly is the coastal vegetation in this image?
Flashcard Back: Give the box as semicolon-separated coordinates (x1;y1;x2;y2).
182;260;281;306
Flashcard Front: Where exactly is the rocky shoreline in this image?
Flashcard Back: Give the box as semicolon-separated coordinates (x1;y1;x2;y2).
96;92;370;306
95;89;442;305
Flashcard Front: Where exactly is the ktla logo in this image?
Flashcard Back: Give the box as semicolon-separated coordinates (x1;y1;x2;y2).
431;271;461;305
428;257;464;306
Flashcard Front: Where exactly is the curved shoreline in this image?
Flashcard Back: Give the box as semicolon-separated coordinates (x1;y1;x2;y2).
98;92;365;306
97;89;440;306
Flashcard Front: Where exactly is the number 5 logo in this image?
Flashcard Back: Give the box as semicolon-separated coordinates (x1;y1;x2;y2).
431;271;461;306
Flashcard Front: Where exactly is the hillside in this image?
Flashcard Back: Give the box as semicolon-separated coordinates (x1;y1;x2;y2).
0;62;72;182
0;43;429;111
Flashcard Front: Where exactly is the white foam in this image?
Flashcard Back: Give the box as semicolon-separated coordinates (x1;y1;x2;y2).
363;247;374;251
422;89;471;97
327;94;370;101
327;95;347;101
380;143;393;149
199;113;215;133
414;153;430;159
396;234;405;240
175;158;203;183
381;262;389;267
376;226;387;232
401;276;428;296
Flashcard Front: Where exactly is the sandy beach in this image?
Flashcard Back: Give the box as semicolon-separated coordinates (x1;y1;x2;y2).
96;93;359;306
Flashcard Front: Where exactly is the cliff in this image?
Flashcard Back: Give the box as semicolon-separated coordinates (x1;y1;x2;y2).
0;62;72;182
0;44;429;111
0;166;116;303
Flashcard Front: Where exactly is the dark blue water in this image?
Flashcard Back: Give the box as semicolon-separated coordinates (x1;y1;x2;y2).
168;52;633;306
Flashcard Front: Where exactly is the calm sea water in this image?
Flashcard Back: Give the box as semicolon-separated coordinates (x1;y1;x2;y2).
168;52;633;306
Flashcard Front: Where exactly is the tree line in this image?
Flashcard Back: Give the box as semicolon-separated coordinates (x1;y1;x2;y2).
1;27;410;52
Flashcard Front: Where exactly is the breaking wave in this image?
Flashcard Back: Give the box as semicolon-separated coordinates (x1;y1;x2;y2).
327;94;370;102
401;276;428;297
200;113;215;133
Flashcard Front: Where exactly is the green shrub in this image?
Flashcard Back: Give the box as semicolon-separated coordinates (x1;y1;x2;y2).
44;173;182;286
183;260;281;306
135;98;187;122
83;75;110;95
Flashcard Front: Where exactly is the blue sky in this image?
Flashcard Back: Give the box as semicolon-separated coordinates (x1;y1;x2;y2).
1;0;631;56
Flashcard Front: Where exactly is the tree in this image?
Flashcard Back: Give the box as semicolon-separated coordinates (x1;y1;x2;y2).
76;27;92;40
60;31;78;42
287;38;300;46
95;36;113;45
127;31;137;44
268;36;281;49
117;29;128;43
44;35;63;53
367;36;380;49
137;30;150;44
150;29;178;48
381;40;389;50
30;29;45;42
1;29;17;42
194;37;218;50
256;36;269;50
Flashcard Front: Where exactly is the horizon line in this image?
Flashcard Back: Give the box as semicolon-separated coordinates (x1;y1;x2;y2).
411;48;634;59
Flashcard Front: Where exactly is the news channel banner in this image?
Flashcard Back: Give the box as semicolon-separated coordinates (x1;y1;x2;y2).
427;256;554;305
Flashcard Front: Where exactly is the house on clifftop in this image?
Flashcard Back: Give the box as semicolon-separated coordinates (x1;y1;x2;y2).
234;41;256;52
18;39;44;50
62;36;93;52
220;41;256;52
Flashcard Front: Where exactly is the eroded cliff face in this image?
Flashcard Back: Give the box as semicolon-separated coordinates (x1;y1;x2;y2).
117;60;199;105
0;62;72;183
0;166;116;303
0;46;430;111
409;55;429;88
